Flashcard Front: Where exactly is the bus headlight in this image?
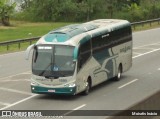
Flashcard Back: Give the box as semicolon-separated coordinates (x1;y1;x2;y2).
31;81;39;86
64;83;76;87
69;83;76;87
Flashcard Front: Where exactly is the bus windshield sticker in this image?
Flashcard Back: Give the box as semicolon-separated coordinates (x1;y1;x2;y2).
38;46;52;50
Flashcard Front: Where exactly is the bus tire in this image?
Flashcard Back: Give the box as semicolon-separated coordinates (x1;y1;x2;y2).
83;79;91;95
115;64;122;81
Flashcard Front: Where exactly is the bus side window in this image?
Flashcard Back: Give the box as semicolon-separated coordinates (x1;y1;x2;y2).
78;40;91;71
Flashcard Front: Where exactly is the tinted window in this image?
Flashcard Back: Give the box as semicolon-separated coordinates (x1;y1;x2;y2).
78;40;91;69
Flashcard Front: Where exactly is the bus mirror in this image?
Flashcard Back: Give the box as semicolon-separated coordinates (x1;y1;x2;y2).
25;44;35;60
73;60;76;63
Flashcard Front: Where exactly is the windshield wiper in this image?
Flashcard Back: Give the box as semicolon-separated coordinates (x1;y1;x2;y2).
39;56;53;76
39;63;52;76
45;72;66;78
58;72;66;77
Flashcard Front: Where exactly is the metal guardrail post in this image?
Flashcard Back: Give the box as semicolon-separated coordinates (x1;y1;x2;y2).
142;23;144;27
150;21;152;27
18;42;21;49
30;40;32;45
7;44;9;51
132;24;136;30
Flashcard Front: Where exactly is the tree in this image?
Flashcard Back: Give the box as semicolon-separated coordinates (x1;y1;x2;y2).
12;0;160;22
0;0;15;26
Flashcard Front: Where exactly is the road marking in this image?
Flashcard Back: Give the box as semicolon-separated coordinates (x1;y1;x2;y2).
0;71;30;80
134;48;155;50
23;71;31;73
0;102;10;106
151;44;160;46
0;87;33;96
0;94;38;110
158;68;160;71
118;79;139;89
133;48;160;59
133;27;160;34
63;104;86;116
0;51;25;57
0;79;30;82
133;42;160;49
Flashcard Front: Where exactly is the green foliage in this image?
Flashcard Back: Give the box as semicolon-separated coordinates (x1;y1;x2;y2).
122;3;143;22
0;0;16;26
11;0;160;22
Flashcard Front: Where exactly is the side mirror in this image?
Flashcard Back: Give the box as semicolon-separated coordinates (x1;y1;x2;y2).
25;44;35;60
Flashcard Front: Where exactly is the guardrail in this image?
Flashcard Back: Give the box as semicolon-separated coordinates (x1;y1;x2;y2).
0;18;160;52
131;18;160;30
0;37;40;51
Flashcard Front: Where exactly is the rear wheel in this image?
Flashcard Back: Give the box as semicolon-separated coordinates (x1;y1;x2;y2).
115;65;122;81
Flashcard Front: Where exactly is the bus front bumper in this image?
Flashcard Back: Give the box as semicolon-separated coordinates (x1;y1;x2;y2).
31;85;76;95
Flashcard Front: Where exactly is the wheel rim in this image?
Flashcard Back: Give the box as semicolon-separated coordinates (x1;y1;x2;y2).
85;82;89;94
117;68;121;79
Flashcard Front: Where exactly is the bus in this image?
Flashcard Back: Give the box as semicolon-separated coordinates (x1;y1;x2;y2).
25;19;132;95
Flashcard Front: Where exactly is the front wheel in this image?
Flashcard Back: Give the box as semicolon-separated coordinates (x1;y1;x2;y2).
115;65;122;81
82;79;91;95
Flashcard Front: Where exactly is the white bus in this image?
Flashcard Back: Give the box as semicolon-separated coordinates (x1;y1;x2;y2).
26;19;132;95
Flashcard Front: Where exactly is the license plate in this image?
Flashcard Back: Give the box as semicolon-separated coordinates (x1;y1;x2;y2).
48;90;55;92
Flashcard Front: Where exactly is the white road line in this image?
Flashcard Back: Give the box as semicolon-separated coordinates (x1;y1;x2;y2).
0;102;10;106
158;68;160;71
133;42;160;49
133;27;160;34
134;48;155;50
63;104;86;116
133;48;160;59
0;94;38;110
118;79;139;89
0;51;25;57
21;71;31;74
151;44;160;46
0;79;30;82
0;87;33;96
0;71;30;80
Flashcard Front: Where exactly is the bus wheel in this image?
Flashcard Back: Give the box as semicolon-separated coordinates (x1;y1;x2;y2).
83;79;91;95
115;65;122;81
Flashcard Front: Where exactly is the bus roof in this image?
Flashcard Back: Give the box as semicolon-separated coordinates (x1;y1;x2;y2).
37;19;130;46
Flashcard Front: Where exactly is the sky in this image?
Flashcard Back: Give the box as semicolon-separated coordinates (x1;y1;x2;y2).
9;0;22;11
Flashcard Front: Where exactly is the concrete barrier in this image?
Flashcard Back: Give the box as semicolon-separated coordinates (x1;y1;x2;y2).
109;90;160;119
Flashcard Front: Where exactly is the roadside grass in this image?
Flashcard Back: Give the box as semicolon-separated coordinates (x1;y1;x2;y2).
0;20;160;54
0;21;73;42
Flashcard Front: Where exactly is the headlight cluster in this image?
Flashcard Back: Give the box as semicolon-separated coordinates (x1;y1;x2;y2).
64;83;76;87
31;81;39;86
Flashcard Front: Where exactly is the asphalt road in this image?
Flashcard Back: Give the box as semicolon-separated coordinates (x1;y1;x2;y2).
0;28;160;119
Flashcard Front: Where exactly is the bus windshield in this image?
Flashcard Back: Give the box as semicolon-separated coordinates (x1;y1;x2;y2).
32;45;75;77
